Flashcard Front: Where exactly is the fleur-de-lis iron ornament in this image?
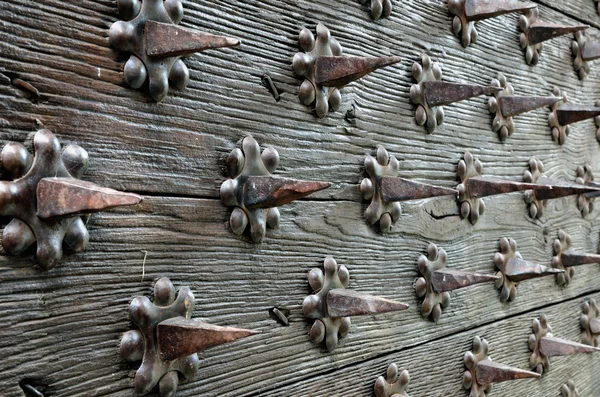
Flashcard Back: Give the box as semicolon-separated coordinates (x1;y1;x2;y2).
548;87;600;145
575;165;595;217
0;129;141;270
463;336;540;397
581;298;600;347
374;363;410;397
360;146;457;232
303;256;408;352
522;157;546;219
519;8;588;65
292;23;401;119
410;54;501;133
572;31;600;80
359;0;393;20
562;380;579;397
488;73;560;141
120;277;258;396
448;0;536;48
220;136;330;243
109;0;240;101
493;237;563;302
415;243;499;322
551;230;600;287
529;314;600;375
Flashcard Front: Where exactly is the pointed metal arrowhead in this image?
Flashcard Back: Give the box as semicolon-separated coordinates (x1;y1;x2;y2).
561;251;600;267
465;176;538;199
539;336;600;358
590;318;600;334
475;359;541;385
423;81;502;107
380;176;457;203
326;289;408;318
145;20;241;58
315;55;402;88
528;23;588;46
431;269;500;293
498;96;562;118
157;317;258;361
36;177;142;218
582;41;600;61
244;176;330;209
465;0;537;21
505;257;564;282
556;103;600;126
534;177;600;200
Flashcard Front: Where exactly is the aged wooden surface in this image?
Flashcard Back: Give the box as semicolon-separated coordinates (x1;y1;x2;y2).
1;0;600;396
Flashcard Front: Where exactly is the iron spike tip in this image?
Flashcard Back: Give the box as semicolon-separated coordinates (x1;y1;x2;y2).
534;177;600;200
498;95;562;118
539;336;600;358
380;176;457;203
315;55;401;88
157;317;258;361
528;23;589;46
556;103;600;126
326;288;408;318
431;269;500;293
560;251;600;267
244;176;330;209
465;176;537;199
145;20;241;58
475;359;541;385
465;0;537;22
423;81;502;107
504;257;564;282
36;177;142;219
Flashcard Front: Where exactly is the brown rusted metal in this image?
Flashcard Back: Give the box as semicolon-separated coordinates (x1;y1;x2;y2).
380;176;458;202
415;243;499;322
303;256;408;352
551;230;600;287
520;8;588;65
36;178;141;218
464;336;539;396
293;23;400;118
572;31;600;80
374;363;410;397
0;129;141;270
422;81;501;107
220;136;330;243
539;336;600;357
493;237;563;302
556;103;600;126
498;95;561;118
581;299;600;346
120;277;257;396
448;0;536;47
109;0;240;101
562;380;580;397
359;0;392;20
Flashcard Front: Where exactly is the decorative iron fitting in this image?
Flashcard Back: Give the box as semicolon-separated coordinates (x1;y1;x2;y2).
361;146;457;233
374;363;410;397
488;73;560;141
522;157;546;219
448;0;536;47
109;0;240;102
595;100;600;143
576;165;595;217
0;129;141;270
562;380;579;397
410;54;501;133
303;256;408;352
415;243;499;322
572;31;600;80
581;298;600;346
529;314;600;375
220;136;330;243
463;336;540;397
493;237;563;302
519;8;588;65
551;230;600;287
120;277;258;396
359;0;393;20
293;23;401;119
548;87;600;145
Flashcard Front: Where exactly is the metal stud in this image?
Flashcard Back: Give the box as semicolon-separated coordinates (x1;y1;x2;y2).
293;23;401;119
0;129;141;270
581;298;600;347
548;87;600;145
374;363;410;397
529;314;600;375
220;136;330;243
120;277;258;396
109;0;240;101
359;0;393;20
562;380;580;397
551;230;600;287
303;256;408;352
415;243;499;322
572;31;600;80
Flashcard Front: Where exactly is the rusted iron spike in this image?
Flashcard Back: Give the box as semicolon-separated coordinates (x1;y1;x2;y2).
315;56;402;88
539;336;600;358
145;20;240;58
534;176;600;200
157;317;258;361
561;251;600;267
582;41;600;61
423;81;502;107
505;257;563;282
243;176;330;209
527;23;588;46
326;289;409;318
498;96;561;118
380;176;458;203
36;178;142;218
475;360;541;385
556;103;600;126
431;269;500;293
464;0;536;21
